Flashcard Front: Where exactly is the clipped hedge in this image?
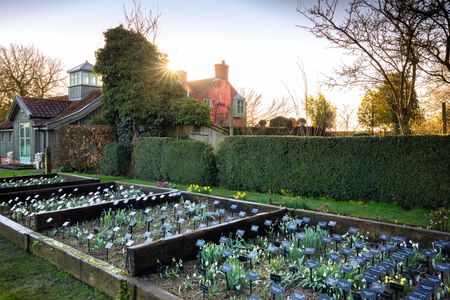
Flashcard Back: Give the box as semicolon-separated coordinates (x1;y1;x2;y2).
100;142;128;176
134;137;217;185
217;136;450;209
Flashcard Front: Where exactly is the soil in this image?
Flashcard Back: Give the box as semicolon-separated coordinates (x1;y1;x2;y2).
145;259;320;300
32;199;247;270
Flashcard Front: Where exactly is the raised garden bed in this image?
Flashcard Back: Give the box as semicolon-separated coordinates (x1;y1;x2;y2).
0;173;99;195
144;209;450;300
0;185;449;300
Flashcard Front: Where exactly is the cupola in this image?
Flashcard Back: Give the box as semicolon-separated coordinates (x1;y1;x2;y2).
67;61;101;101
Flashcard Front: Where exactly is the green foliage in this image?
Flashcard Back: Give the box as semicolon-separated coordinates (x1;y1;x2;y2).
170;97;211;126
134;137;217;185
88;115;109;125
306;92;336;130
269;116;293;128
217;135;450;209
95;25;185;147
358;74;422;133
100;142;129;176
358;89;394;131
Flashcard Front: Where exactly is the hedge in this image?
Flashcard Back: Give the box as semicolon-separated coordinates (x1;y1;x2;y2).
100;142;128;176
133;137;217;185
216;135;450;209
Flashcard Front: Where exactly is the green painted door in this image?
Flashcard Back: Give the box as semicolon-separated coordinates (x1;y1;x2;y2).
19;123;31;163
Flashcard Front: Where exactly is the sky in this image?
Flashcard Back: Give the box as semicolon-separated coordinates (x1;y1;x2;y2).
0;0;363;129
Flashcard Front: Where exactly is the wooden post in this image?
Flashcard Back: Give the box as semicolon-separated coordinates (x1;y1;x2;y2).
443;102;447;135
44;146;52;174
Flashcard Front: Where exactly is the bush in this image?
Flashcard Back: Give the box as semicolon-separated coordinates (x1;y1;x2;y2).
134;137;217;185
100;143;128;176
217;135;450;209
170;97;211;126
55;125;116;173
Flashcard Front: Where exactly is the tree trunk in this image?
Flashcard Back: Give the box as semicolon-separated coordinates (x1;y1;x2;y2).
398;114;412;135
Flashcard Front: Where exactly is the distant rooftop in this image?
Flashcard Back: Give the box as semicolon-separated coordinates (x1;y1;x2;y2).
67;61;94;73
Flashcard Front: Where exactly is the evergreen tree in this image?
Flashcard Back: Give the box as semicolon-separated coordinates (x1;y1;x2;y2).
95;25;185;147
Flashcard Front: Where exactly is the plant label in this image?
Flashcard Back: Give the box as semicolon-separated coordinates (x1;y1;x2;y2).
222;249;233;258
292;291;306;300
270;283;283;295
251;208;259;214
196;239;205;248
264;219;272;226
238;211;246;218
270;273;281;283
105;242;113;250
236;229;245;237
251;225;259;233
126;240;134;247
222;263;232;273
247;271;259;281
87;233;94;240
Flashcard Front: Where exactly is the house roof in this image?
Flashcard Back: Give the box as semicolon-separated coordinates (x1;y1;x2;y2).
0;121;13;130
22;96;70;119
187;78;238;98
67;61;94;73
41;89;102;126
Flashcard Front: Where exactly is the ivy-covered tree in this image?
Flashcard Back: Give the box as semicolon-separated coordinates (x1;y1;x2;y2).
95;25;186;147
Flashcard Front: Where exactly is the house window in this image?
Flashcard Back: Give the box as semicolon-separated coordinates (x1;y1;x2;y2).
8;132;12;143
0;133;4;143
236;99;245;114
203;98;212;107
233;95;245;117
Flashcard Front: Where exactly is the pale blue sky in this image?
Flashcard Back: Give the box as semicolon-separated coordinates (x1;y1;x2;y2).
0;0;362;128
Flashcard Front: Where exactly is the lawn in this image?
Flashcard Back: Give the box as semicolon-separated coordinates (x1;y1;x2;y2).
0;235;109;300
0;168;431;228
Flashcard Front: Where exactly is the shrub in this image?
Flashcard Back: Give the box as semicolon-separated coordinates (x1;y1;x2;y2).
100;142;129;176
55;125;116;173
134;137;217;185
170;97;211;126
217;135;450;209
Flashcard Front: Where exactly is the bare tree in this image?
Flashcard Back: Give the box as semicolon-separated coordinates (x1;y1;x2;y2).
298;0;423;134
338;103;356;133
240;88;293;126
281;58;309;120
0;44;65;120
123;0;161;43
412;0;450;83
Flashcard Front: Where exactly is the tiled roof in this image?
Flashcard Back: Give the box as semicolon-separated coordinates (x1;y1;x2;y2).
35;89;102;127
187;78;238;98
0;121;13;130
22;96;70;119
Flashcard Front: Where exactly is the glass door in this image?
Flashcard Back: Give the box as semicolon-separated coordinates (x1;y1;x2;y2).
19;123;31;164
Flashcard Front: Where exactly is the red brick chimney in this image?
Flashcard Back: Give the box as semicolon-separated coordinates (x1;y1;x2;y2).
214;60;229;81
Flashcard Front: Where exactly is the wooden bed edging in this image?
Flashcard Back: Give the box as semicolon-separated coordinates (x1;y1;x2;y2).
289;208;450;248
0;214;182;300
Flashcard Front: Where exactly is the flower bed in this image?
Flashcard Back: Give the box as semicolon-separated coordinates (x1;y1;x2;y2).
0;173;99;195
144;214;450;300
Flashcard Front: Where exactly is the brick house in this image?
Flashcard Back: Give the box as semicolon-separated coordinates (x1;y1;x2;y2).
180;60;246;127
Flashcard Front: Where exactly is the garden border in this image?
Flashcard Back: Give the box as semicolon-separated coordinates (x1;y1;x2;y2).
0;187;449;299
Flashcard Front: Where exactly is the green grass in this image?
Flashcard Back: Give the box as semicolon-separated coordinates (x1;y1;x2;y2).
66;171;430;229
0;236;109;300
0;169;431;228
